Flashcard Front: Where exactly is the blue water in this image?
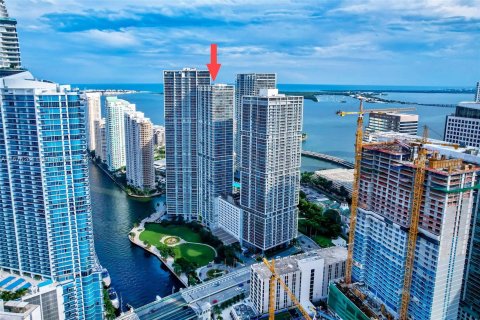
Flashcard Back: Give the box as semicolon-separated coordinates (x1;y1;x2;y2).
89;163;183;308
83;83;476;308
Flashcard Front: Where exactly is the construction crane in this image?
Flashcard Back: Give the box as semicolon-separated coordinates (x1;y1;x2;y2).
398;128;428;320
262;258;313;320
336;100;416;284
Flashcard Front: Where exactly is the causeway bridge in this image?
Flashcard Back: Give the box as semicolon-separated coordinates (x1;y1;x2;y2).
302;151;354;169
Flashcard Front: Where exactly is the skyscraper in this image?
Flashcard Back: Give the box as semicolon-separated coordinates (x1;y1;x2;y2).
197;84;234;227
444;101;480;148
84;92;101;152
0;71;103;319
345;135;478;320
240;89;303;251
441;95;480;320
235;73;276;170
105;96;135;171
163;68;210;220
365;112;418;141
124;110;155;192
0;0;21;70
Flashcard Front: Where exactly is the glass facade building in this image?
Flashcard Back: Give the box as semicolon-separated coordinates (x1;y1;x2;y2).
235;73;276;172
240;89;303;251
0;72;103;319
163;68;210;220
197;84;234;227
0;0;22;69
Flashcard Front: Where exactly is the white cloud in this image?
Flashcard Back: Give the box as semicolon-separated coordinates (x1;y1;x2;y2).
75;29;139;47
334;0;480;19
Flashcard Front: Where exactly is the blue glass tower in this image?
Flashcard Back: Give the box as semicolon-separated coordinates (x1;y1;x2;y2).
0;72;103;319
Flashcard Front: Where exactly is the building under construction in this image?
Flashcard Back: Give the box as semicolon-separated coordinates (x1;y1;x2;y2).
328;133;480;320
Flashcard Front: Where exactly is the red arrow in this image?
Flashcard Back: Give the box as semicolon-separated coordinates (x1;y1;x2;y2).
207;44;221;81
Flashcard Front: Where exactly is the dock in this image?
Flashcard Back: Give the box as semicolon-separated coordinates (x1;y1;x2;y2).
302;151;354;169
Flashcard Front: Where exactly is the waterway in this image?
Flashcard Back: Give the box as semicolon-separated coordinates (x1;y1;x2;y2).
81;83;476;308
90;162;183;308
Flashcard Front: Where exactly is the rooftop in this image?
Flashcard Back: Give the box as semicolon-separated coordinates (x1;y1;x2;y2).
232;303;257;319
458;101;480;109
364;133;480;175
252;247;347;279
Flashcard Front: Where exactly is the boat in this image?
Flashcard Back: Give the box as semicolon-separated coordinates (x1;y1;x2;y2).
302;133;308;141
101;268;111;287
340;100;347;103
108;287;120;309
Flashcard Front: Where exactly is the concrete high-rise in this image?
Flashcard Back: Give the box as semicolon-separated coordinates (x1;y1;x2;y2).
365;112;418;141
93;118;106;163
163;68;210;219
444;102;480;148
329;133;479;320
105;96;135;171
235;73;276;170
84;92;101;152
240;89;303;251
0;0;21;70
251;247;346;315
124;110;155;192
0;71;103;319
441;96;480;320
153;125;165;148
197;84;234;227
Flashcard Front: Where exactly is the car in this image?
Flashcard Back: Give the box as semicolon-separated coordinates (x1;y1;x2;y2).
212;299;218;304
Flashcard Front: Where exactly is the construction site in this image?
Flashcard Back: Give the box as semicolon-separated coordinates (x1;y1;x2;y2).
327;99;480;320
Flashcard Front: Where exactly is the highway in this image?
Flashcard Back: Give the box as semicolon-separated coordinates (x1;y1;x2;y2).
133;267;251;320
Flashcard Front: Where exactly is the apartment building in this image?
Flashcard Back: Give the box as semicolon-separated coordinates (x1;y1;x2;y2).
444;102;480;148
234;73;276;170
105;96;135;171
153;125;165;148
251;247;347;315
163;68;210;219
334;134;480;320
365;112;418;142
93;118;107;163
125;111;155;192
84;92;101;152
0;71;103;319
197;84;234;227
240;89;303;251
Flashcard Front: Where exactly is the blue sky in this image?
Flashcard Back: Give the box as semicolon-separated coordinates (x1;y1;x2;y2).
9;0;480;85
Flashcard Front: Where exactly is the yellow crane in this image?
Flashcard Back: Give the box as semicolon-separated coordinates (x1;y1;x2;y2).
336;100;416;284
399;129;428;320
263;258;313;320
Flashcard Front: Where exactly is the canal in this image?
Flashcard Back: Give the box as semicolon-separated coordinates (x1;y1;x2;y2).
89;162;183;309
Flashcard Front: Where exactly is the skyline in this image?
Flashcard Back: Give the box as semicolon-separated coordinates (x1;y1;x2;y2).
7;0;480;86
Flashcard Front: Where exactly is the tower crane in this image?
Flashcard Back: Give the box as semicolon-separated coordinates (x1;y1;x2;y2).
262;258;314;320
336;100;416;284
336;112;461;319
399;128;428;320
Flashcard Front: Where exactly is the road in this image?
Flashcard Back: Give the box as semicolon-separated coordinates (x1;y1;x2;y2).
132;268;251;320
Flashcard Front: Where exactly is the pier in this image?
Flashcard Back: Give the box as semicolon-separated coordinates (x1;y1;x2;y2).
302;151;354;169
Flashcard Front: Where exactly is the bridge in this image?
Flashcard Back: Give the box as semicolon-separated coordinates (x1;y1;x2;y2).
302;151;354;169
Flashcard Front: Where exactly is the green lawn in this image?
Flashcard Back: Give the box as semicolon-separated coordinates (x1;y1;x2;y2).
140;223;202;243
174;243;216;266
139;223;215;267
313;235;334;248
